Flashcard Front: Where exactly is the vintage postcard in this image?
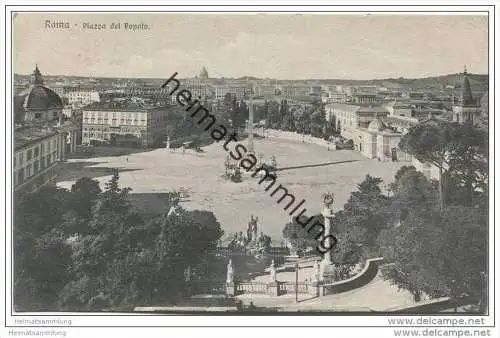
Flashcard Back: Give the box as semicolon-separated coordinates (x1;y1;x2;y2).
2;4;497;338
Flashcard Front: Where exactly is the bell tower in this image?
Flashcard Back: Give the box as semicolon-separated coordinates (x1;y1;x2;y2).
453;66;481;124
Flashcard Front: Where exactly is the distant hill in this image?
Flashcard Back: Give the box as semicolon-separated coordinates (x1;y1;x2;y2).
374;73;489;91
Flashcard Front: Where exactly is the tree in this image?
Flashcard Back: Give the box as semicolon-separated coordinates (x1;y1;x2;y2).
433;206;487;301
400;120;488;210
379;165;487;308
389;166;439;222
58;173;224;310
399;119;455;211
70;177;102;219
282;215;320;255
445;122;488;206
339;175;390;247
14;186;73;310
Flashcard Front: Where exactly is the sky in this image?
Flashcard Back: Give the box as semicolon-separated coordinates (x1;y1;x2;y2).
13;13;489;80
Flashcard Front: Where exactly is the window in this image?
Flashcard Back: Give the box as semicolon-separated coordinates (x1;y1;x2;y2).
46;155;51;167
19;153;23;166
35;113;42;119
40;158;45;170
17;170;24;185
27;149;32;161
34;147;39;158
26;164;32;177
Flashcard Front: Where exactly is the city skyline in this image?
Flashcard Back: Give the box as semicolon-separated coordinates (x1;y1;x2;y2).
13;13;488;80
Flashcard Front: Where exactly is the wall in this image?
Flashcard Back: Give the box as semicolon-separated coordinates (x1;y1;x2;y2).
322;257;384;296
412;157;440;181
14;133;62;192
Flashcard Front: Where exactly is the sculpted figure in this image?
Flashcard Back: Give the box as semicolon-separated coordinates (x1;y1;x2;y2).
226;259;234;283
269;259;277;282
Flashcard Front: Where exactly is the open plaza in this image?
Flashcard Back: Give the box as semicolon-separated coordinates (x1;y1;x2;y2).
56;133;405;242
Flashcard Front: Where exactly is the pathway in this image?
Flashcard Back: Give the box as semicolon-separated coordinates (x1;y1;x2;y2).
236;268;415;312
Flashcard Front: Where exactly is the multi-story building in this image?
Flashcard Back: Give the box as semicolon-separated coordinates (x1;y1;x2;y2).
328;91;347;103
66;88;100;107
125;85;170;98
213;85;252;100
280;85;311;98
325;103;389;148
309;86;322;95
354;85;378;95
14;122;78;194
183;78;213;99
384;100;413;118
14;127;61;193
253;85;277;98
352;93;378;105
81;101;170;147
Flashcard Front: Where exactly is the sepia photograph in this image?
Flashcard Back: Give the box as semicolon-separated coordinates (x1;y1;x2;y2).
3;4;497;337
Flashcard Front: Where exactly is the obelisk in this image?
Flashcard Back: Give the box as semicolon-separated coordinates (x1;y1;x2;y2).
248;94;254;154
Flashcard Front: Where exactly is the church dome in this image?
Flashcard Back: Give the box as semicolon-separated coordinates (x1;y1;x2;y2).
15;85;63;111
14;65;63;121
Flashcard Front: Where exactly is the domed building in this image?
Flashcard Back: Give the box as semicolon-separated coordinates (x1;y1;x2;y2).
13;66;79;195
199;66;209;79
14;65;63;123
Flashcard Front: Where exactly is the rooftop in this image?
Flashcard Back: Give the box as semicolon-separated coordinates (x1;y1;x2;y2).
15;126;58;150
359;106;389;114
325;103;361;113
83;100;167;111
15;120;79;150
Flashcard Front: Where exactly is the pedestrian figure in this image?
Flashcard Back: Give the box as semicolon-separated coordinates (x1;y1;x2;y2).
126;157;128;162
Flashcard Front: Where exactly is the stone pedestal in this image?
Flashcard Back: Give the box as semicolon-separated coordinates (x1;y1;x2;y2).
268;282;279;296
321;207;334;266
225;282;236;297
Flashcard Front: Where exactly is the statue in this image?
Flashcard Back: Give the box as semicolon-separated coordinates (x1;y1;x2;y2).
322;193;335;212
247;215;259;242
269;259;277;282
184;265;191;282
311;260;320;283
226;259;234;283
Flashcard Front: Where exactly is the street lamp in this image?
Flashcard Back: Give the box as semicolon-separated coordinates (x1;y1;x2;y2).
295;263;299;303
